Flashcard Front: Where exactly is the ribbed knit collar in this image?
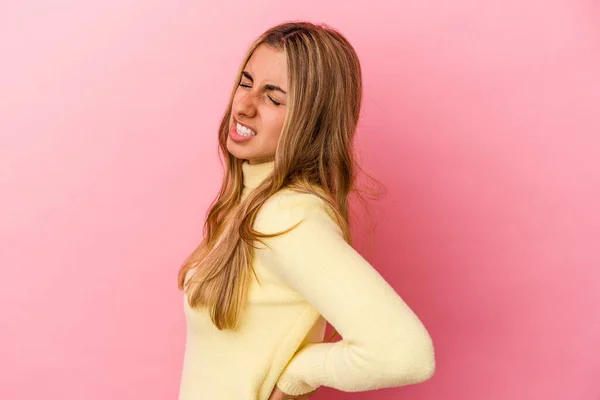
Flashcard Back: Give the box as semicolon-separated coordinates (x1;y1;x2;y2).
241;159;275;189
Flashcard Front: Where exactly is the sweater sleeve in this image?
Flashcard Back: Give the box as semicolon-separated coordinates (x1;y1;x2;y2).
254;191;436;396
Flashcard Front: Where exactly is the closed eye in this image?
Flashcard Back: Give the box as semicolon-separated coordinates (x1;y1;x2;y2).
238;83;282;106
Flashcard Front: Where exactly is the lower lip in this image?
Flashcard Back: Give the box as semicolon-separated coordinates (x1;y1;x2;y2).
229;124;256;143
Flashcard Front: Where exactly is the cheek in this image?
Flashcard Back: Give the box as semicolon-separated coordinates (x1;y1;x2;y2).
265;111;286;138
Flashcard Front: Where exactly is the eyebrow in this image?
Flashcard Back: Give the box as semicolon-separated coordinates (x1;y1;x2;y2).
242;71;287;95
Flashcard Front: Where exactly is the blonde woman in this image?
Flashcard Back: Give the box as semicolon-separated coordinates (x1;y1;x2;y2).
177;21;435;400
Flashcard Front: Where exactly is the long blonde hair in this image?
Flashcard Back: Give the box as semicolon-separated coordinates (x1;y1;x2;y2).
177;21;382;339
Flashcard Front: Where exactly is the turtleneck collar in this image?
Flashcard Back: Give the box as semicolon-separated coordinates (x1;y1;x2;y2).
241;159;275;189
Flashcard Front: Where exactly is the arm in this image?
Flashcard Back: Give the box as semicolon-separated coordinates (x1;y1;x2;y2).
255;192;436;396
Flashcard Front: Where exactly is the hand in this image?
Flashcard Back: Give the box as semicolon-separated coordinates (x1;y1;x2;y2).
268;386;319;400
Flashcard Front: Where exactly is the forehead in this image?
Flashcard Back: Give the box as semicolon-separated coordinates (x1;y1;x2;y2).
245;44;288;88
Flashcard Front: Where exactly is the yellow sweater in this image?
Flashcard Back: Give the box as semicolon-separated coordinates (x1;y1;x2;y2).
178;160;435;400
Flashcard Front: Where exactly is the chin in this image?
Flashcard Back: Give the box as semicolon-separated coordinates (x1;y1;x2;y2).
226;139;251;160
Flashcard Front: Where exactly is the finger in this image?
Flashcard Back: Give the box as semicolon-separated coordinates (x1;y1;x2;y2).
268;388;285;400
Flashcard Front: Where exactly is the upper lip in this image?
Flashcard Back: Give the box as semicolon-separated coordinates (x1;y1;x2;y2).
233;117;256;133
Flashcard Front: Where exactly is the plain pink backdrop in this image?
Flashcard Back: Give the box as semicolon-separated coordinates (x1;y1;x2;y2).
1;1;599;399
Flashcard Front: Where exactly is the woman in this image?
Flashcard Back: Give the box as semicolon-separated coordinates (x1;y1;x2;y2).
177;21;435;400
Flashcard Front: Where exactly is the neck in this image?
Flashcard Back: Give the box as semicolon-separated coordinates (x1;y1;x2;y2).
242;159;275;189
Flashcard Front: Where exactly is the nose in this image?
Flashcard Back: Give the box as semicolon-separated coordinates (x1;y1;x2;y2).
233;89;257;119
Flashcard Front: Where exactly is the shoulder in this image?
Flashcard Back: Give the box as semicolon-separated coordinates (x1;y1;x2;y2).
266;188;325;209
255;188;340;234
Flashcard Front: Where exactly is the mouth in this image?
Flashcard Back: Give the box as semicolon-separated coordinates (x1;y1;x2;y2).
232;118;257;137
229;118;257;143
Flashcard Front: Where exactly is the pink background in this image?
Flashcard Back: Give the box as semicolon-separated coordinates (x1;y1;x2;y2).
1;1;599;399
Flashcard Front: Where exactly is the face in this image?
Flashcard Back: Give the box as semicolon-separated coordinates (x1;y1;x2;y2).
227;44;288;164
